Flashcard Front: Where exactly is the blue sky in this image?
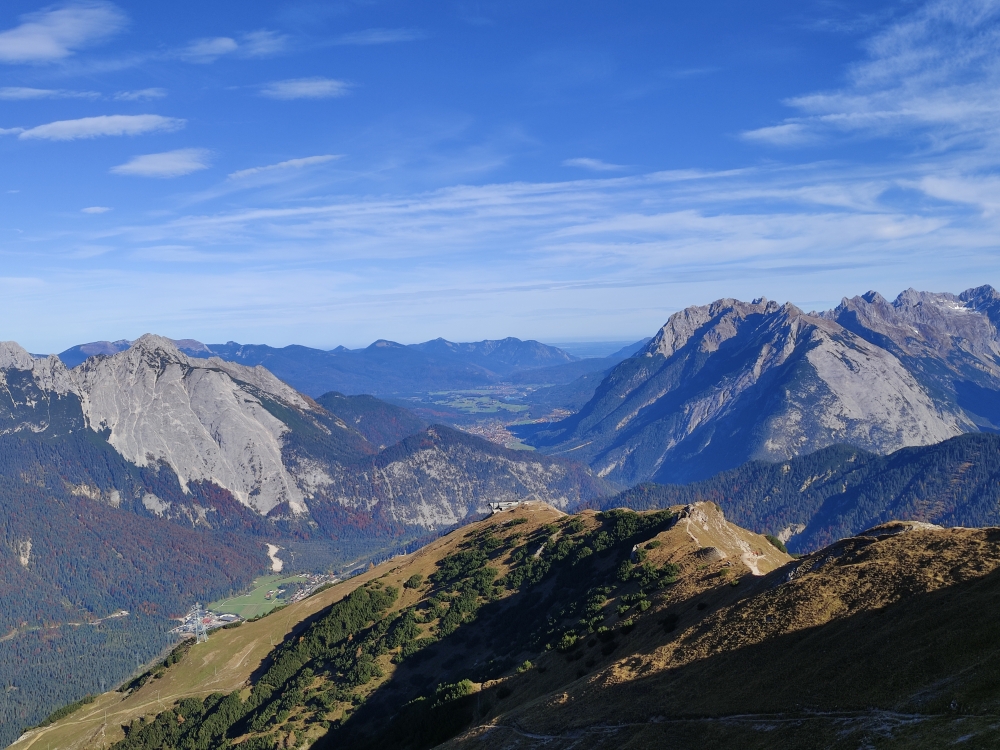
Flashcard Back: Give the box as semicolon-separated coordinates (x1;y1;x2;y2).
1;0;999;351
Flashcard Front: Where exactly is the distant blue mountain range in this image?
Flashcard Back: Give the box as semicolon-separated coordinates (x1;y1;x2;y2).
58;336;649;397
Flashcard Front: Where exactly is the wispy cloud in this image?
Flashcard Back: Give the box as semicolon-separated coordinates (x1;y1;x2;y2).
178;36;238;63
664;67;719;79
81;206;111;214
741;122;815;146
177;30;287;63
17;114;184;141
0;1;127;64
333;28;424;45
260;77;349;99
0;86;99;99
228;154;341;179
110;148;210;177
741;0;1000;151
12;150;1000;349
240;30;288;57
114;88;166;101
562;157;626;171
0;86;164;101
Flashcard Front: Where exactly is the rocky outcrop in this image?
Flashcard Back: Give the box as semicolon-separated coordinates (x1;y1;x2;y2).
315;426;608;527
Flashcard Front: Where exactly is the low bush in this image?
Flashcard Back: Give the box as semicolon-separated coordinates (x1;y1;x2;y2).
765;535;788;554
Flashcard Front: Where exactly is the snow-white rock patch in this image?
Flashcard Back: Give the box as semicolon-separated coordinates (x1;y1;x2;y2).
267;544;284;572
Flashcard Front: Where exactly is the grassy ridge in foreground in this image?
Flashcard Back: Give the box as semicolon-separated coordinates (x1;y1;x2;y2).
13;501;787;749
26;504;1000;749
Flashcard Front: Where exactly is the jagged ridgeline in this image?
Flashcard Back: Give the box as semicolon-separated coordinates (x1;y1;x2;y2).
518;285;1000;485
16;502;790;749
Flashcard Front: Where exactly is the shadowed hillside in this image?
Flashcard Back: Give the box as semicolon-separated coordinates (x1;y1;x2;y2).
583;432;1000;552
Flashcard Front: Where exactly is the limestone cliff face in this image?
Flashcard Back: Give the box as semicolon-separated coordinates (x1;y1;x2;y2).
525;289;996;485
0;343;84;435
72;335;311;515
825;286;1000;430
0;335;314;514
0;336;607;528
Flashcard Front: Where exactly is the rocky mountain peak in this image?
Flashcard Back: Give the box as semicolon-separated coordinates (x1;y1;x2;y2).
827;286;1000;370
959;284;1000;319
647;296;783;359
127;333;187;360
0;341;36;371
532;289;975;486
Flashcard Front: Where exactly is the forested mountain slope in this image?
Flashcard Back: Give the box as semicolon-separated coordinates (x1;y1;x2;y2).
15;501;788;750
519;286;1000;485
0;337;609;746
584;432;1000;553
26;503;1000;749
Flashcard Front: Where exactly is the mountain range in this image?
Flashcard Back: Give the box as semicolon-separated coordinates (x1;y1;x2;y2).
8;283;1000;747
4;334;608;524
56;337;643;398
519;285;1000;484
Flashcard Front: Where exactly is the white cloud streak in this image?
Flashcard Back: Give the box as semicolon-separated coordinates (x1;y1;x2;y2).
239;30;287;57
562;157;626;171
177;30;286;63
179;36;238;63
114;87;166;101
228;154;341;179
260;77;349;99
0;1;127;63
17;114;184;140
81;206;111;213
0;86;99;99
110;148;210;177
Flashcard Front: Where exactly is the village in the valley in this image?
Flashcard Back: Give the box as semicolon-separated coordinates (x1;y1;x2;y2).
171;572;339;637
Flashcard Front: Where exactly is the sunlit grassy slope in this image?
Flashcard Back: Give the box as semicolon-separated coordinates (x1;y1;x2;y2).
9;501;786;749
19;501;1000;750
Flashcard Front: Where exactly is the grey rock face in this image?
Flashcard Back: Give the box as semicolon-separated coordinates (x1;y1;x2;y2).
0;342;84;435
826;286;1000;430
526;287;999;485
315;426;604;527
74;335;311;515
0;335;607;530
